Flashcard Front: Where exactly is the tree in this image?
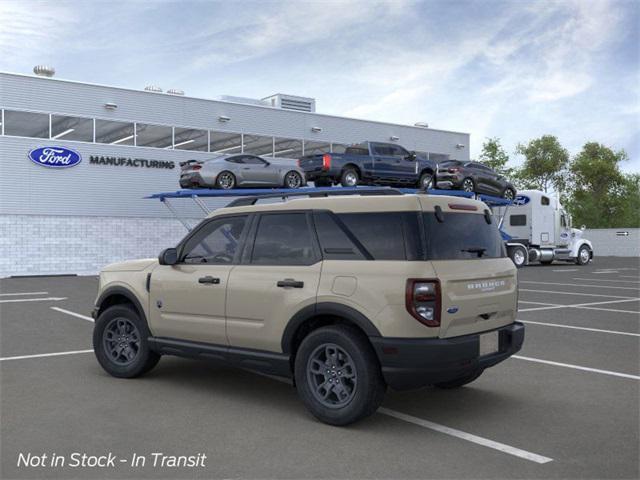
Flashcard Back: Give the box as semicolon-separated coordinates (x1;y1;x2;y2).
515;135;569;193
565;142;638;228
479;137;511;175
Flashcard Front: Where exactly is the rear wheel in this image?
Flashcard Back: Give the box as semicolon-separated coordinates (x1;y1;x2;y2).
540;260;553;265
418;172;434;190
434;369;483;389
93;305;160;378
216;171;236;189
295;325;386;426
576;245;591;265
340;168;359;187
284;171;303;189
461;177;475;193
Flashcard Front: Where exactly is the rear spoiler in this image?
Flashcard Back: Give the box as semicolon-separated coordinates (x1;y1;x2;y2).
179;159;201;168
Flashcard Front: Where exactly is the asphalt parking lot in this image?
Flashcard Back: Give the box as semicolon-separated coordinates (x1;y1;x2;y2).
1;256;638;479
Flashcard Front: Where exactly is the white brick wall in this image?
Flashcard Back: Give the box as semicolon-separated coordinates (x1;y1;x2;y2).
0;215;193;277
583;228;640;257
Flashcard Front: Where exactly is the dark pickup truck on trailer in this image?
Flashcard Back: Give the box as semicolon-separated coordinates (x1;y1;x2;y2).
298;142;437;188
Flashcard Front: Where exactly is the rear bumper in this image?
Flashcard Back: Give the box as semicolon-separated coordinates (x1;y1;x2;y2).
435;173;464;189
179;172;208;188
370;322;525;390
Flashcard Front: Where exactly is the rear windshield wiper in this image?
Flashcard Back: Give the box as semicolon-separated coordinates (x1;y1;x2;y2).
461;247;487;257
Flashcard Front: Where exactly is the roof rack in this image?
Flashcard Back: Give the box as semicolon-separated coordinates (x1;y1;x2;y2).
225;186;403;207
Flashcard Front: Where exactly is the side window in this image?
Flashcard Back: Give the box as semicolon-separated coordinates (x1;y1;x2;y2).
372;144;392;156
510;215;527;226
541;196;550;206
242;155;267;165
390;145;410;158
182;216;248;264
561;214;567;227
336;212;412;260
226;156;244;164
251;213;317;265
313;212;365;260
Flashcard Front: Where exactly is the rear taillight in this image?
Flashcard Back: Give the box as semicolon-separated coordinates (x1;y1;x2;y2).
322;153;332;171
192;165;202;170
406;279;441;327
448;167;459;173
297;159;301;167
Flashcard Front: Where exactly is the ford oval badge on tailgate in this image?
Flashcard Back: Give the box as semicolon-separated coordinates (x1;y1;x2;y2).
28;146;82;168
447;306;459;314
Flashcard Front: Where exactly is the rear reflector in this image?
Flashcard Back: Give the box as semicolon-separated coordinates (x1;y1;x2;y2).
192;165;202;170
322;153;332;171
448;203;477;211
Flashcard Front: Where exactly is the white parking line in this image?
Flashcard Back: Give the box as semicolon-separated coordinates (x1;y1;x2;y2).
51;307;94;322
378;408;553;464
518;301;561;306
593;271;619;274
573;278;640;284
574;306;640;315
552;269;579;272
513;356;640;380
519;320;640;337
518;297;640;312
0;291;49;296
519;289;636;299
520;281;639;291
0;349;93;362
620;275;640;279
0;297;68;304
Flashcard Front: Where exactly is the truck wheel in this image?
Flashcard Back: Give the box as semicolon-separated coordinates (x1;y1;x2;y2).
93;305;160;378
216;171;236;189
294;325;386;426
503;188;516;200
340;169;359;187
576;245;591;265
540;260;553;265
418;172;434;190
462;177;475;192
508;245;527;268
434;369;483;389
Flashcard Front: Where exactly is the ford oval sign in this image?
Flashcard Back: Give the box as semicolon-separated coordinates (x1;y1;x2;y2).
28;146;82;168
513;195;530;206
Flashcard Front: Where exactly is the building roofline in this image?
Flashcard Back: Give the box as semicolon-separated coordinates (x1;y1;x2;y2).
0;71;470;137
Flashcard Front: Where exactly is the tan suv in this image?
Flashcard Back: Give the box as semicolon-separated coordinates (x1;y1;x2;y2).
92;190;524;425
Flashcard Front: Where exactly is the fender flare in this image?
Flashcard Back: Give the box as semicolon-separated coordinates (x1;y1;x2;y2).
571;239;593;258
95;285;148;324
281;302;381;354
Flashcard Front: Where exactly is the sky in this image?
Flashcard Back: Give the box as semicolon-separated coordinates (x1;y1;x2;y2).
1;0;638;172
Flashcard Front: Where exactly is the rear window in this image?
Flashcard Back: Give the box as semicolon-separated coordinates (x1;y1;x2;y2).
345;147;369;156
423;212;505;260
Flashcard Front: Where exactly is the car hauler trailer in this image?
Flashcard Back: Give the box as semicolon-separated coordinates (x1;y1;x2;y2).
493;190;594;267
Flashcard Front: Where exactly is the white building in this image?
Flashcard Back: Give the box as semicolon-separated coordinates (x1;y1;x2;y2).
0;70;470;277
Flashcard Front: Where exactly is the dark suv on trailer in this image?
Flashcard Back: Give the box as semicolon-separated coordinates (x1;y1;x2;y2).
436;160;516;200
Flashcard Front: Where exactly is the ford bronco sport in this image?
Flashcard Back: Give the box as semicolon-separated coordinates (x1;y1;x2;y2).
92;190;524;425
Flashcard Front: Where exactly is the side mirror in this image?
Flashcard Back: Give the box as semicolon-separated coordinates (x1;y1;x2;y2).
407;151;417;161
159;247;178;266
581;225;586;231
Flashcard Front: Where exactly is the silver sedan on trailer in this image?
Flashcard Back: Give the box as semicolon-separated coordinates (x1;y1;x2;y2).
179;154;307;189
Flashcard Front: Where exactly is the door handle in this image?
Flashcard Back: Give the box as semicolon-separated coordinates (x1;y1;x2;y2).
198;276;220;285
277;279;304;288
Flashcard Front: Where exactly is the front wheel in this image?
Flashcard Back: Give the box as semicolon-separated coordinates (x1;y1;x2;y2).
508;245;527;268
93;305;160;378
418;172;434;190
284;170;303;189
503;188;516;200
295;325;386;426
576;245;591;265
340;168;359;187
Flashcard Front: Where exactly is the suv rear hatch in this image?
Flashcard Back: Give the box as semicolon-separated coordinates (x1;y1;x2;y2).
422;207;517;339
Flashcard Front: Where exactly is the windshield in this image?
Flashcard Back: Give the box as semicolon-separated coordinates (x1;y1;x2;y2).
423;212;505;260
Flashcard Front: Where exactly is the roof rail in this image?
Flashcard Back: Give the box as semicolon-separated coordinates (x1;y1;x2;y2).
225;186;404;208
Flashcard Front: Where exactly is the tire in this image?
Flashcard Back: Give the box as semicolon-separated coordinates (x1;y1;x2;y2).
294;325;386;426
576;245;591;265
540;260;553;265
284;171;303;189
418;172;434;190
216;171;236;190
340;168;359;187
461;177;475;193
503;188;516;201
508;245;527;268
313;178;332;187
93;305;160;378
434;369;483;389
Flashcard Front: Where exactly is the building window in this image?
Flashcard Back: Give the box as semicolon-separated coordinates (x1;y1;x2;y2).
3;110;49;138
173;127;208;151
304;140;331;155
243;134;274;156
273;137;303;159
135;123;173;148
95;119;135;145
51;114;93;142
210;131;243;154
